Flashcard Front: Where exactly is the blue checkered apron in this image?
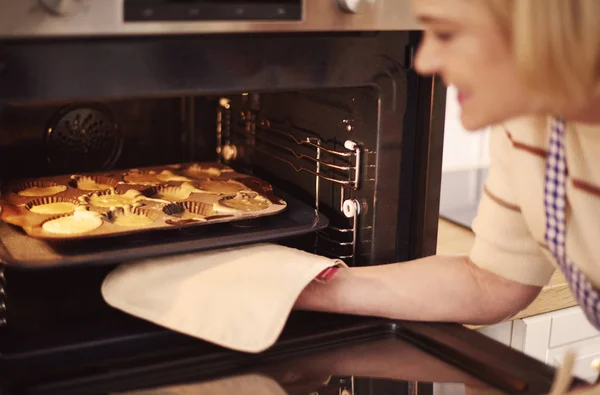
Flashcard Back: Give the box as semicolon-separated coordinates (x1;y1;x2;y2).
545;118;600;330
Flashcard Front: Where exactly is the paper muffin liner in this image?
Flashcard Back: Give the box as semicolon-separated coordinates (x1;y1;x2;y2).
25;196;80;214
69;175;119;191
13;180;67;197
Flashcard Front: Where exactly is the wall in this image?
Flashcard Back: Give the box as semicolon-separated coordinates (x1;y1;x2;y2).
442;86;490;171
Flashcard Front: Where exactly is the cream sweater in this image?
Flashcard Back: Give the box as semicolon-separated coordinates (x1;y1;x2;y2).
470;116;600;288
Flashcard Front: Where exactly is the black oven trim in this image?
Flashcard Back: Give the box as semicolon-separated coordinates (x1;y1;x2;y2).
406;72;447;259
0;32;414;101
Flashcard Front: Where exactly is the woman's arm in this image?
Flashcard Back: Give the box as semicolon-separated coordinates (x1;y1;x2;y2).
295;254;541;325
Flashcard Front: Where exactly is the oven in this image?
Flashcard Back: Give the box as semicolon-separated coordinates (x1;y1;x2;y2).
0;1;586;394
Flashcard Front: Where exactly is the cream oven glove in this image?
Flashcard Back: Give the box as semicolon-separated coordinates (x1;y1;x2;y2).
101;243;345;353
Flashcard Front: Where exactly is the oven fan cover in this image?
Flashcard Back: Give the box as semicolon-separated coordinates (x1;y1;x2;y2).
44;104;123;173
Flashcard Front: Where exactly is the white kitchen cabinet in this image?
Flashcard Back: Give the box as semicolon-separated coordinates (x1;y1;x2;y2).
511;306;600;383
478;321;513;345
433;306;600;395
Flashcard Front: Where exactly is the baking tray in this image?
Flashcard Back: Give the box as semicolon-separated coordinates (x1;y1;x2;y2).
0;162;287;241
0;188;327;270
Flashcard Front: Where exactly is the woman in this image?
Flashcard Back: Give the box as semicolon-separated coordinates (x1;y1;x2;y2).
296;0;600;333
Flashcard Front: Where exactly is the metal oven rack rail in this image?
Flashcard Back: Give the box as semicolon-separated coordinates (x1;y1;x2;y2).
217;95;364;265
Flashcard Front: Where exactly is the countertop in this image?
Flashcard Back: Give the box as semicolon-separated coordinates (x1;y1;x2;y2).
436;218;577;321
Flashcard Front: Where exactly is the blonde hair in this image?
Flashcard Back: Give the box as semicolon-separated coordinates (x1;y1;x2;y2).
483;0;600;111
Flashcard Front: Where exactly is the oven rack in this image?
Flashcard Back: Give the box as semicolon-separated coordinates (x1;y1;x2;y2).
318;224;358;261
217;97;362;265
251;127;361;264
255;121;361;190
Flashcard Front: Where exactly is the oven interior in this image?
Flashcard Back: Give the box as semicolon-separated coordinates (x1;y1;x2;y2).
0;88;395;356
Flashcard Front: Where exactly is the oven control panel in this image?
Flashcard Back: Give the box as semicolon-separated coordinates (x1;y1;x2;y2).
123;0;303;22
0;0;419;38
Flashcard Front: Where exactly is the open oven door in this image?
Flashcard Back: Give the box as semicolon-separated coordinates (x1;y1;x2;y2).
0;312;588;395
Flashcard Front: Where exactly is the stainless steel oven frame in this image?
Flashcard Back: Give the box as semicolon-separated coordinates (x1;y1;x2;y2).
0;0;420;38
